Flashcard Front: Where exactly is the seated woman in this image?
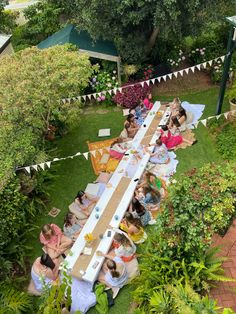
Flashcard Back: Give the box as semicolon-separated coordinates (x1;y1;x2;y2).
129;102;147;126
120;212;147;244
31;253;60;293
124;114;139;138
113;232;136;262
63;212;82;241
138;171;167;198
40;223;72;259
129;197;152;226
109;138;127;160
143;93;153;110
148;138;170;164
169;100;187;128
97;251;128;289
136;186;161;214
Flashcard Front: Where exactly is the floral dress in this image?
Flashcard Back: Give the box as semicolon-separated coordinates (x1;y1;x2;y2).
149;143;169;164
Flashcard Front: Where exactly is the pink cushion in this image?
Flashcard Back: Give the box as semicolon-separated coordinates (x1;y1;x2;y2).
95;172;112;184
109;149;124;160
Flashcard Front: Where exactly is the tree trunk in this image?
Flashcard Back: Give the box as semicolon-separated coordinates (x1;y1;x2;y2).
145;28;160;55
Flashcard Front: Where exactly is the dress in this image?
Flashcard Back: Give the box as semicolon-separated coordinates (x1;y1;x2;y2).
109;143;126;160
31;267;52;292
114;242;136;262
135;106;145;126
104;256;128;288
143;98;153;110
120;222;145;243
63;223;81;239
160;129;183;149
149;143;169;164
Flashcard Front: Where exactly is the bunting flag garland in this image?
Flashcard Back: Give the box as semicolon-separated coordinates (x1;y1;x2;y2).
184;68;190;74
173;72;178;78
17;108;236;174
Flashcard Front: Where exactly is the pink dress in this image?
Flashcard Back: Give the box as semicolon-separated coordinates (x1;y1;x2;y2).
160;129;183;149
143;98;153;110
40;224;62;247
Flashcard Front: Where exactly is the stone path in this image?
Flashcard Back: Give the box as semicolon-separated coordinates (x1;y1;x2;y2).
210;219;236;311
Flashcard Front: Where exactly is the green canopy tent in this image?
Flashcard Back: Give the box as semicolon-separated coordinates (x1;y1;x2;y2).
37;24;121;83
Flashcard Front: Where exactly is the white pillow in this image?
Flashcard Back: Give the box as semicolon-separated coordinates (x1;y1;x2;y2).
85;183;100;197
186;111;194;124
99;153;110;164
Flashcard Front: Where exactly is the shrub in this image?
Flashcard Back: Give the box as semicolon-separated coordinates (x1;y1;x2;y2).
112;82;150;108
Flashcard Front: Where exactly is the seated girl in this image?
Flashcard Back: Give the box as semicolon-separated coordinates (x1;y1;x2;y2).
148;138;170;164
129;102;147;126
40;223;72;259
97;251;128;289
31;253;60;293
124;114;139;138
138;171;167;198
169;100;187;128
113;232;136;262
109;138;127;160
129;197;152;226
63;212;82;241
143;93;153;110
136;186;161;215
120;212;147;244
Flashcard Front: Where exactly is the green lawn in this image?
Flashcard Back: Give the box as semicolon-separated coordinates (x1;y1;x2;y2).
28;87;229;313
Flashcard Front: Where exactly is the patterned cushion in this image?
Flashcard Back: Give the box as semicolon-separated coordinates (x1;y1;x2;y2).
95;172;112;184
106;158;119;173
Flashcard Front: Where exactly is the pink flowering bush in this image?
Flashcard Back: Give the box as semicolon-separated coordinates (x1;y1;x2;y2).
113;82;150;108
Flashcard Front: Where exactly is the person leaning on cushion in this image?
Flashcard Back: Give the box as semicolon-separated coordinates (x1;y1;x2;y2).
63;212;82;241
113;232;136;262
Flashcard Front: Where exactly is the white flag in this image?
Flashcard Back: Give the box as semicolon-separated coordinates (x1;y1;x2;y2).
194;121;199;128
87;94;91;100
90;150;96;157
202;62;207;69
190;67;195;73
46;162;51;168
207;60;213;66
25;166;31;174
39;163;45;170
151;78;156;84
157;77;161;82
207;116;214;120
184;68;190;74
162;75;167;81
196;64;201;70
224;112;229;119
113;88;118;94
201;119;207;127
32;165;38;171
146;80;150;86
67;98;71;103
108;90;113;95
221;56;225;62
168;73;173;80
53;158;59;161
179;70;184;76
83;152;89;160
99;149;103;155
118;87;122;93
82;95;86;101
75;152;81;156
173;72;178;78
62;99;66;104
216;114;221;119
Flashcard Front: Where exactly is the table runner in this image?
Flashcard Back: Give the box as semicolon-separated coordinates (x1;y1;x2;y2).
71;176;131;279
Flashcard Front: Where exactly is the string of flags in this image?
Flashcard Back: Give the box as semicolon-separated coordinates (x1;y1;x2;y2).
61;55;226;104
17;108;236;175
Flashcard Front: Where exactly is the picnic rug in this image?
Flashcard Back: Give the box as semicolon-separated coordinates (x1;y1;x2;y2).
87;138;119;175
173;129;196;150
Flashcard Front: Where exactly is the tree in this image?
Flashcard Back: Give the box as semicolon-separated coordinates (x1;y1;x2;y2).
0;1;17;33
0;45;98;186
48;0;236;63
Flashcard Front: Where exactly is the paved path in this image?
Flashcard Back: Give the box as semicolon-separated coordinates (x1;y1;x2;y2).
210;219;236;311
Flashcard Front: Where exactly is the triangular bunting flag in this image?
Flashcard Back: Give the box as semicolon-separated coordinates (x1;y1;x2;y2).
162;75;167;81
207;116;214;120
151;78;156;84
91;93;96;99
25;166;31;174
46;162;51;168
157;77;161;82
201;119;207;127
108;90;113;95
67;98;71;103
216;114;221;119
69;155;74;159
83;152;89;160
53;158;59;162
184;68;190;74
224;112;229;119
207;60;213;66
179;70;184;76
173;72;178;78
87;94;91;100
190;67;195;73
146;80;150;86
140;82;144;87
32;165;38;171
99;149;103;155
168;73;173;80
118;88;122;93
75;152;81;156
90;150;96;157
221;56;225;62
196;64;201;70
202;62;207;69
73;97;77;102
62;99;66;104
39;163;45;170
194;121;199;128
82;95;86;101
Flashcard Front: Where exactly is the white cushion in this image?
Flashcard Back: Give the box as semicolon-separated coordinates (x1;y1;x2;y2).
99;153;110;164
186;111;194;124
98;128;111;137
85;183;100;197
123;109;130;116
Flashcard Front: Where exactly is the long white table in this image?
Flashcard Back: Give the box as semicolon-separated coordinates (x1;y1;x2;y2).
65;101;162;282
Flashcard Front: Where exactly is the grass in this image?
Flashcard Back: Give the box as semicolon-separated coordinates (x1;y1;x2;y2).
28;87;229;313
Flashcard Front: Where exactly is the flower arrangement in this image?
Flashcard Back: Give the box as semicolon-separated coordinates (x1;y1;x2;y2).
90;70;119;102
112;82;150;108
167;49;187;69
84;233;96;243
188;47;206;64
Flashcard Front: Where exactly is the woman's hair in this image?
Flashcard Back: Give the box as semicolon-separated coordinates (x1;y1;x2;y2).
64;212;74;227
132;198;145;216
106;259;120;278
76;190;85;204
40;253;55;270
127;113;134;123
161;125;169;131
178;106;187;118
125;212;142;228
41;224;55;240
171;116;181;127
111;137;123;148
114;233;131;246
145;171;156;182
156;138;162;146
143;186;161;203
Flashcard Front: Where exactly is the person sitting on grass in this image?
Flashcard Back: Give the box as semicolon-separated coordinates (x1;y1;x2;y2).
31;253;60;293
124;114;139;138
96;251;128;289
136;186;161;216
120;212;147;244
74;190;98;216
40;223;72;259
147;138;170;164
113;232;136;262
63;212;82;242
109;137;128;160
138;171;167;198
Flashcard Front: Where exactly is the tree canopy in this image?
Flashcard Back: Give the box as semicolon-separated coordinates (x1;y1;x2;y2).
0;45;98;187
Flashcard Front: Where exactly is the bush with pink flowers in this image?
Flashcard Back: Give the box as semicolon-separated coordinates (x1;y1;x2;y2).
112;82;150;108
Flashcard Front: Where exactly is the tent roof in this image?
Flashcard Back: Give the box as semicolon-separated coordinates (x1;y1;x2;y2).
38;24;119;61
